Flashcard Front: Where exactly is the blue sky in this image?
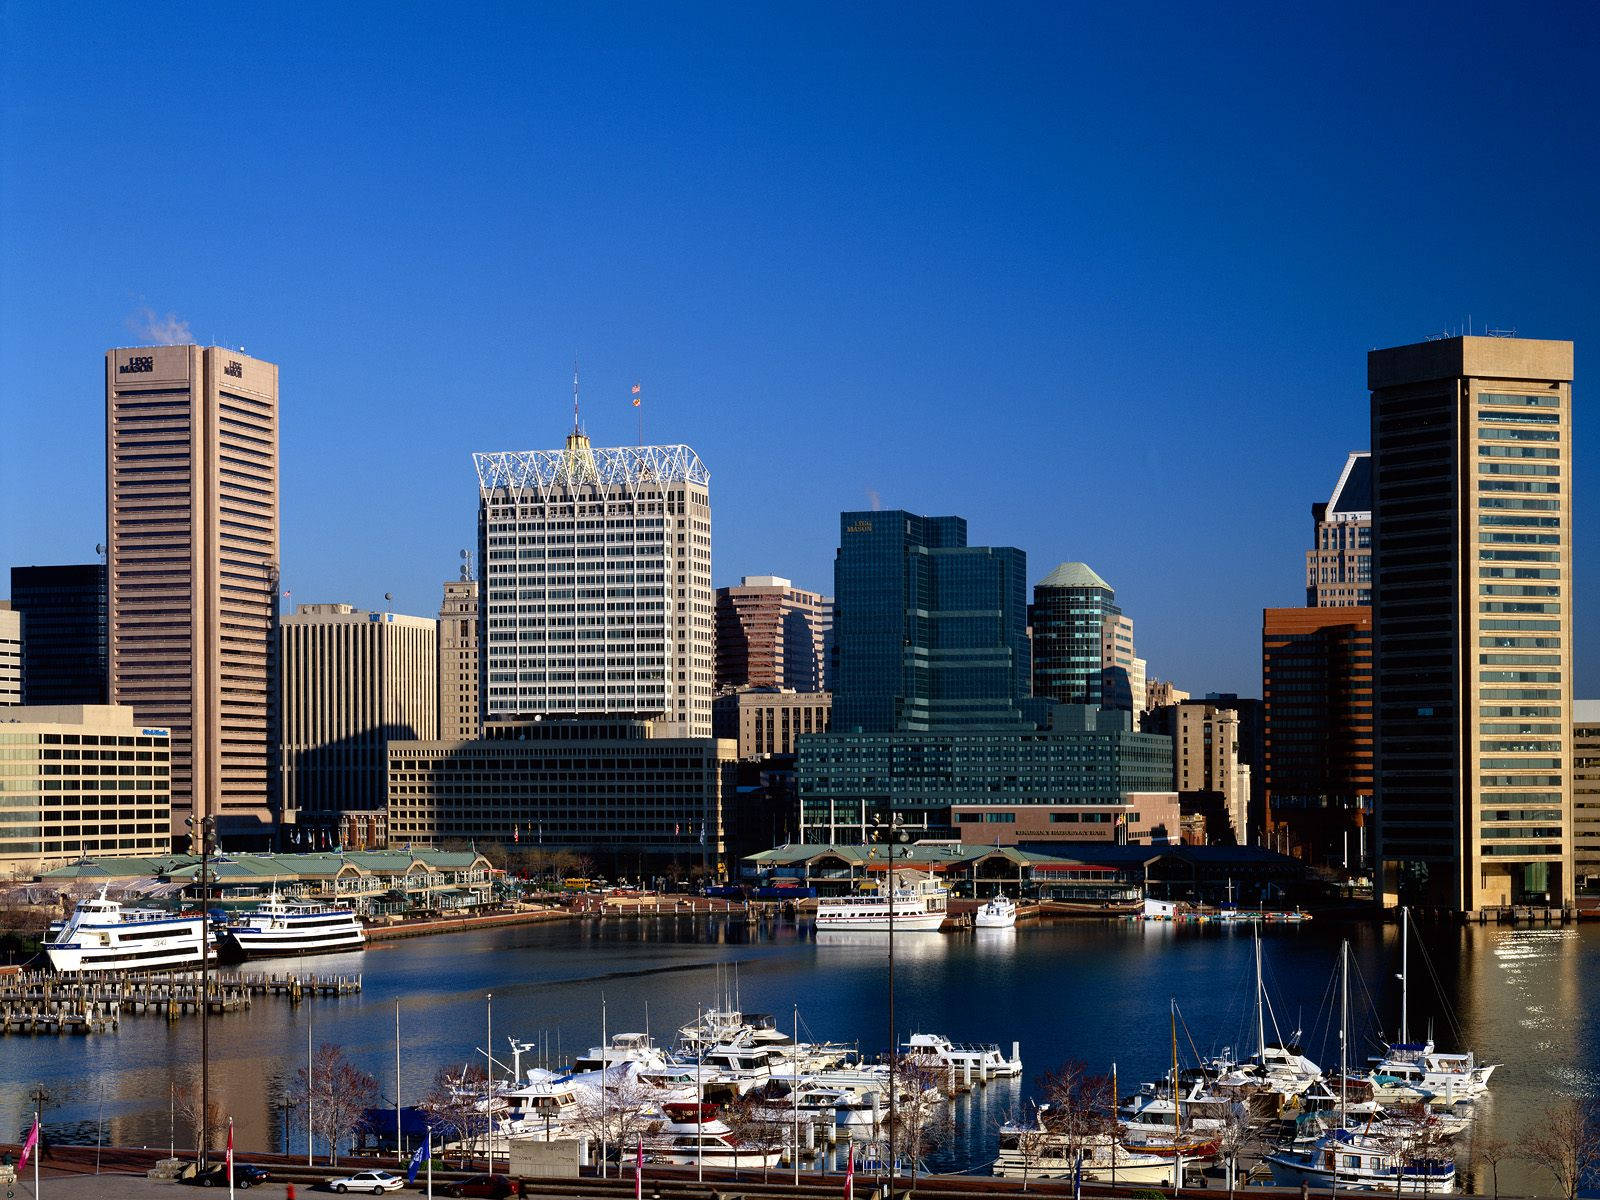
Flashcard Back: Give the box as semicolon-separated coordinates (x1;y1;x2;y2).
2;1;1595;696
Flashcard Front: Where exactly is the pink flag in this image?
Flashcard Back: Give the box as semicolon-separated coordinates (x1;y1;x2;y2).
17;1116;38;1170
844;1142;854;1200
227;1117;235;1178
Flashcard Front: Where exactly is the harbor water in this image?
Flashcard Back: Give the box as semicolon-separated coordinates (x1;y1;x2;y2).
1;913;1594;1193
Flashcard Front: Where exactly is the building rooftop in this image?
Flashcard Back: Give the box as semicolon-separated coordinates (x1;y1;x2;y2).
1327;452;1372;517
1036;562;1112;591
474;443;709;495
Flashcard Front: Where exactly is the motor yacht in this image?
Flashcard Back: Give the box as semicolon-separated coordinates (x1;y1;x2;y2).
974;895;1018;929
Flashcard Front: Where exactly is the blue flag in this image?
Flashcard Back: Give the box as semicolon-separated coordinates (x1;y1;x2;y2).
406;1136;430;1183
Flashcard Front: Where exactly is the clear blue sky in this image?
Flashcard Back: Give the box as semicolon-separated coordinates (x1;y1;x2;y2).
2;2;1595;696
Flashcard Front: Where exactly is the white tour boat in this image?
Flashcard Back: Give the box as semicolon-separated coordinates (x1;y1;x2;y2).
815;874;949;932
45;889;210;973
975;895;1018;928
221;891;364;958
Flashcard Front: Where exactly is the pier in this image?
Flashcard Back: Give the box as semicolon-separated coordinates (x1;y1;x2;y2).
0;967;361;1035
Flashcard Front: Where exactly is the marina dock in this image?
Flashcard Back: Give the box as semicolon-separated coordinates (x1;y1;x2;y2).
0;967;361;1035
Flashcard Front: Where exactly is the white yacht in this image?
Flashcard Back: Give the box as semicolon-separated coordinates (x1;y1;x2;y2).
904;1032;1023;1078
974;895;1017;928
641;1104;785;1169
1369;1044;1496;1104
815;875;949;932
994;1124;1177;1183
572;1032;673;1074
1266;1128;1457;1193
221;892;364;958
45;889;210;973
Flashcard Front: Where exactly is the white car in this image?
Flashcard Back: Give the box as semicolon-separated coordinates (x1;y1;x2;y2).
328;1169;405;1194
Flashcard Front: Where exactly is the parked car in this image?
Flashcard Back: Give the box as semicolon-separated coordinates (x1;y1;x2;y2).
445;1175;523;1198
328;1169;405;1193
187;1162;270;1188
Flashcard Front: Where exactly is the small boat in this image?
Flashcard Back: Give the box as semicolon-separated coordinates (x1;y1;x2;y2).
975;895;1017;929
1266;1128;1457;1193
221;891;364;959
994;1124;1178;1183
45;888;211;973
815;874;948;932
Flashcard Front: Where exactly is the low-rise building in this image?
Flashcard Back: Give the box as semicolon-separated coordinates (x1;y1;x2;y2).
0;705;171;877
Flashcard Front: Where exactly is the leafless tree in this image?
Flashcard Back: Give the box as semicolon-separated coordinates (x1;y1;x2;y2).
173;1079;224;1154
569;1069;657;1171
287;1042;378;1166
1215;1100;1256;1199
723;1092;789;1180
1378;1103;1452;1200
1527;1095;1600;1200
419;1064;489;1167
883;1056;955;1190
1036;1061;1114;1176
1471;1133;1514;1200
997;1102;1052;1191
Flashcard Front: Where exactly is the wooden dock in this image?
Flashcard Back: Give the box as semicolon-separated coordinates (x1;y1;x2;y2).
0;967;361;1035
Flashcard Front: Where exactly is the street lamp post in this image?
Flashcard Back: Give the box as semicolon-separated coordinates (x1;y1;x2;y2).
186;814;216;1167
869;813;909;1183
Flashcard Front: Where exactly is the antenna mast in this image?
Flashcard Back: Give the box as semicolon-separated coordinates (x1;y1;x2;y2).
572;359;580;433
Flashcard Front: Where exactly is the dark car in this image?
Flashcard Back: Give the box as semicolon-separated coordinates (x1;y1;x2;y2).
188;1162;271;1188
446;1175;522;1198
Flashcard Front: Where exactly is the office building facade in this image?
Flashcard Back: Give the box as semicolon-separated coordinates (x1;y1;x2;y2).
799;704;1174;843
1306;452;1373;606
0;705;171;877
386;718;736;874
830;510;1030;733
1574;701;1600;891
1370;336;1574;910
1031;562;1121;708
714;576;826;693
475;428;713;736
9;564;107;706
713;687;832;759
107;345;280;843
1262;606;1372;866
279;604;437;834
1168;700;1252;844
438;578;480;741
0;606;19;705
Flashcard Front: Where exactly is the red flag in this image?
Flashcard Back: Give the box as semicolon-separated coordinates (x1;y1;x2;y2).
227;1117;234;1179
844;1142;854;1200
631;383;642;408
17;1115;38;1170
635;1135;643;1200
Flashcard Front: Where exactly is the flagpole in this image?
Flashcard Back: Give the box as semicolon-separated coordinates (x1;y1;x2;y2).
227;1116;235;1200
427;1130;433;1200
396;998;403;1163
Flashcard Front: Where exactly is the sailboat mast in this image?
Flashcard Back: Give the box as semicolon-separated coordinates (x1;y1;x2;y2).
1340;940;1348;1119
1254;924;1266;1064
1171;1001;1182;1134
1400;906;1409;1046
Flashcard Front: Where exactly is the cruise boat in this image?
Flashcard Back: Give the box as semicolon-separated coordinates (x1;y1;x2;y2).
45;889;210;973
974;895;1017;928
1266;1128;1457;1193
221;892;364;959
815;875;949;932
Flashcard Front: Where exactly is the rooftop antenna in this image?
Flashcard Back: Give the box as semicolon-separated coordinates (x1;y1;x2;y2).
572;358;581;434
459;548;473;582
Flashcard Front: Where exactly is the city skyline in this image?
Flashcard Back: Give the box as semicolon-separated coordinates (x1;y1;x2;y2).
2;4;1597;700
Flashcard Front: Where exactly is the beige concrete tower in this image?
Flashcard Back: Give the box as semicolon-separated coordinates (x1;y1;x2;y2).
106;345;280;843
438;578;480;741
1370;335;1574;911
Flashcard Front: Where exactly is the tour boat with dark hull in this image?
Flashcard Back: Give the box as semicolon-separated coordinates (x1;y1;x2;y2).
45;890;211;973
221;893;364;959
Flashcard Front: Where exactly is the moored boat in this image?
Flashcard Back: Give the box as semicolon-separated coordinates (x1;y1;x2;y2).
45;888;210;973
221;891;364;959
815;873;948;932
975;895;1017;928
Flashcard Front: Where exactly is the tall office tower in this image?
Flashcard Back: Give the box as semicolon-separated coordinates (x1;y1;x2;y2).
830;510;1029;733
106;345;280;843
1262;606;1373;866
819;597;835;691
714;575;826;692
1172;700;1252;843
474;425;713;736
0;605;20;704
279;604;437;835
1571;701;1599;891
438;578;480;740
9;564;108;705
1306;452;1372;606
1370;335;1574;911
1100;612;1147;714
1031;562;1120;707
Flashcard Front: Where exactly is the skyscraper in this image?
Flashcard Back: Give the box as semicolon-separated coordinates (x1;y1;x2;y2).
1370;335;1574;911
279;603;437;835
0;605;19;705
9;564;107;706
1306;452;1372;606
830;510;1030;733
714;575;826;692
1031;562;1119;707
106;345;280;843
438;577;480;741
474;424;713;735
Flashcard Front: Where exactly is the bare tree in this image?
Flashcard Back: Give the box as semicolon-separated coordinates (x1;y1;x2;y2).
1215;1100;1255;1199
569;1069;657;1170
419;1065;489;1167
173;1080;224;1154
1527;1095;1600;1200
996;1102;1052;1191
1471;1133;1514;1200
1036;1061;1113;1177
883;1056;955;1191
1377;1104;1452;1200
286;1043;378;1166
723;1092;789;1181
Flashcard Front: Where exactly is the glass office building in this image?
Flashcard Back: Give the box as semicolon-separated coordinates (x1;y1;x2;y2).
9;564;107;707
1030;561;1120;707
